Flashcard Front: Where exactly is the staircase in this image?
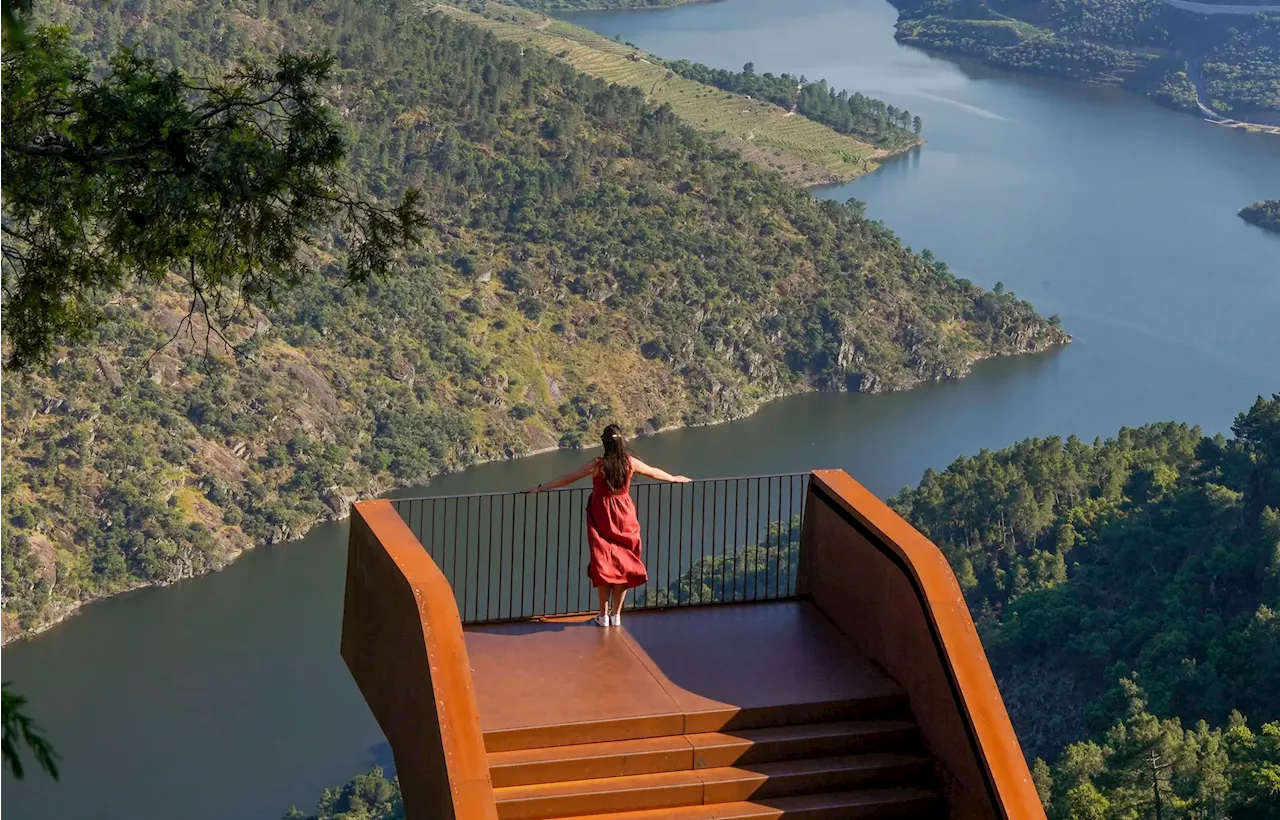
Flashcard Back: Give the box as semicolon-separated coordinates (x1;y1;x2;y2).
484;701;943;820
347;478;1046;820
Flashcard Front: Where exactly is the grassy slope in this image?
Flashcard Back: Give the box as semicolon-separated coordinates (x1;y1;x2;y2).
437;2;895;186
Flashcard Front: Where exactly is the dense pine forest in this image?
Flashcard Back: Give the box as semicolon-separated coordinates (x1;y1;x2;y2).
892;395;1280;817
0;0;1066;640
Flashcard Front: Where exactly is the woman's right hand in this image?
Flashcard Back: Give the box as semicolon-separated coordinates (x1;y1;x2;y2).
672;475;692;483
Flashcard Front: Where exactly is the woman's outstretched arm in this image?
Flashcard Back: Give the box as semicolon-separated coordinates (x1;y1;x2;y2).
526;460;597;494
630;457;691;483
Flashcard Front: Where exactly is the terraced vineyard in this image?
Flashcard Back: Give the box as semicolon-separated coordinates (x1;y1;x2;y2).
434;2;895;185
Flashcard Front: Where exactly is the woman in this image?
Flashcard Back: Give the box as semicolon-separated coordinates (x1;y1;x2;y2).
527;424;691;627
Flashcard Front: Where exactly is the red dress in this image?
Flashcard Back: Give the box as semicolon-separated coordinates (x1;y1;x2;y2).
586;460;647;589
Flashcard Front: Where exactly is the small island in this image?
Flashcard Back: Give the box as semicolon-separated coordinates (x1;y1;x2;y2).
1239;200;1280;234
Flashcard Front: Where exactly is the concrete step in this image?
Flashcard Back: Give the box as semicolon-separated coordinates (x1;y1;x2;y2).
493;753;933;820
489;720;919;788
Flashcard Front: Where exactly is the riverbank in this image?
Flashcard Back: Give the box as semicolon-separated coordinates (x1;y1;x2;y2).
433;1;919;186
522;0;1279;129
1;330;1067;647
887;0;1279;128
496;0;1218;121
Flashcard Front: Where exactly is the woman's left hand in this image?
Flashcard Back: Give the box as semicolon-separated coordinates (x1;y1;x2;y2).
524;485;542;494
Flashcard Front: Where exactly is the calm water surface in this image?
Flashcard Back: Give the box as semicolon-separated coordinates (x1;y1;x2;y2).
4;0;1276;817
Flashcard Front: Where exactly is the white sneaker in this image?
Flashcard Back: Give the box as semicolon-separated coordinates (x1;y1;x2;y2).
594;613;610;628
610;613;621;628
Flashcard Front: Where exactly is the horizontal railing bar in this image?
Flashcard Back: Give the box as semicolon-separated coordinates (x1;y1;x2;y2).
388;472;811;504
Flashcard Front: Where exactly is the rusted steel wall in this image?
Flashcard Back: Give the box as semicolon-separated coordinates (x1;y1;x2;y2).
799;470;1045;820
341;499;498;820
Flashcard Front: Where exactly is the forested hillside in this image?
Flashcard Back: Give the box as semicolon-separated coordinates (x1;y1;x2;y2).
656;59;922;151
427;1;916;187
0;0;1066;640
891;0;1280;120
893;395;1280;816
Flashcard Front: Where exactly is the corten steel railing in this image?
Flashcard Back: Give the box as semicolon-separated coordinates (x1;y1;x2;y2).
389;473;809;624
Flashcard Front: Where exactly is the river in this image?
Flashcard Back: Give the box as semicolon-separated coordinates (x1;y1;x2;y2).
2;0;1277;817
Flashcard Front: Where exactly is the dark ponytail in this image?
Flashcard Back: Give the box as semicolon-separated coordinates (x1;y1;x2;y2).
600;424;630;492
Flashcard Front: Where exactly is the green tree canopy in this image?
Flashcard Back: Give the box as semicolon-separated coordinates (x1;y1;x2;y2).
1;24;423;368
2;0;26;44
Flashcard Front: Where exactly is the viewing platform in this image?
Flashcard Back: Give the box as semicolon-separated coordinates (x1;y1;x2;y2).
469;601;933;818
341;470;1046;820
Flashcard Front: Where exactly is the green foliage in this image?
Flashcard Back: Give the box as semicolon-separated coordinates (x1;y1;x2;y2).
1240;200;1280;234
657;60;921;150
1203;16;1280;115
443;1;895;187
283;767;402;820
1039;682;1280;819
894;14;1173;90
641;515;801;607
0;24;423;368
890;0;1280;118
891;421;1203;620
1152;65;1200;113
896;396;1280;764
1;0;1064;639
0;0;28;46
1;682;59;781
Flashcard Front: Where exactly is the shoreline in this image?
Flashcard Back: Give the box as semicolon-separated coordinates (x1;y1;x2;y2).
542;0;1279;131
894;9;1279;131
0;335;1069;647
532;0;1249;129
436;1;922;187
